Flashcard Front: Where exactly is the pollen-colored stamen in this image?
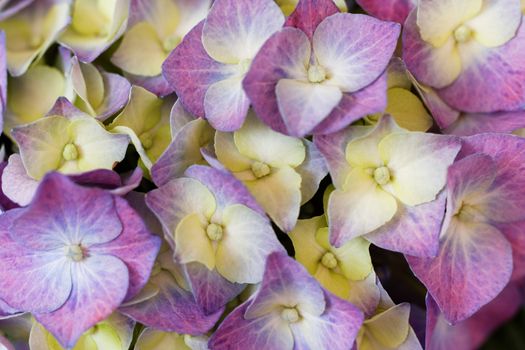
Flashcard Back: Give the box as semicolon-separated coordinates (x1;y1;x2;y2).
456;203;484;222
281;307;300;323
321;252;338;269
206;223;223;241
65;244;84;262
454;25;472;43
251;161;271;178
62;143;79;161
373;166;391;185
307;64;327;83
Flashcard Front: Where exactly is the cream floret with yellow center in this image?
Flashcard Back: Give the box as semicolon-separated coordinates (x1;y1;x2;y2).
146;172;284;285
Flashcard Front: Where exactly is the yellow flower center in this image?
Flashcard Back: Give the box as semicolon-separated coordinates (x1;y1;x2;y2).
373;166;391;185
307;64;327;83
280;307;300;323
454;25;472;43
62;143;79;161
150;261;162;277
251;161;271;178
206;223;223;241
321;252;338;269
139;132;153;149
65;244;84;262
456;203;484;222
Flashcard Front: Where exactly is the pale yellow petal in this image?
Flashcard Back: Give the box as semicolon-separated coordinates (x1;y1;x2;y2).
174;213;215;270
385;88;433;132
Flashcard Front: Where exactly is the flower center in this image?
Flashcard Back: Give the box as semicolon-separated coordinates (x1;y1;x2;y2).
373;166;391;185
456;203;484;222
65;244;84;262
151;261;162;276
62;143;79;161
139;132;153;149
206;223;223;241
163;35;181;52
251;161;271;178
307;64;327;83
280;307;300;323
321;252;338;269
454;25;472;43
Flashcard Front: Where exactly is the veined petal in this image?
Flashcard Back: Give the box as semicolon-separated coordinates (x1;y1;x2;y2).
246;253;326;319
0;210;72;313
379;132;461;206
313;13;400;93
328;168;397;247
356;0;415;23
284;0;338;39
234;112;306;168
204;76;250;132
216;204;283;284
407;219;513;323
35;254;130;348
202;0;284;64
276;78;342;137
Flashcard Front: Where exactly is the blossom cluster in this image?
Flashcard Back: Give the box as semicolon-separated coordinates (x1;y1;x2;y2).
0;0;524;349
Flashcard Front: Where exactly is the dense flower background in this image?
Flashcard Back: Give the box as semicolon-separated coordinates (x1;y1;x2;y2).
0;0;525;349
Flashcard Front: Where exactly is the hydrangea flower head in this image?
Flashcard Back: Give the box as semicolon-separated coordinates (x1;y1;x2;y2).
404;0;525;113
163;0;284;131
209;252;364;350
243;0;400;136
315;116;461;254
407;134;525;323
0;173;161;347
147;165;284;313
214;111;327;232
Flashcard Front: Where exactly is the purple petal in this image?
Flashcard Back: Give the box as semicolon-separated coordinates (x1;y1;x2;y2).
246;253;325;319
124;72;173;97
151;120;214;187
45;97;91;119
209;302;294;350
120;268;222;334
0;0;34;21
243;27;311;134
459;134;525;223
10;173;122;250
444;110;525;136
204;77;250;131
407;218;513;323
366;191;446;257
185;165;265;215
162;22;231;118
312;13;400;93
1;154;38;207
496;220;525;281
96;71;132;121
91;197;161;301
356;0;415;23
35;254;130;348
0;31;6;131
184;262;245;315
312;72;388;135
290;291;363;350
0;162;19;212
438;21;525;113
425;284;521;350
0;209;72;313
295;140;328;204
285;0;339;40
